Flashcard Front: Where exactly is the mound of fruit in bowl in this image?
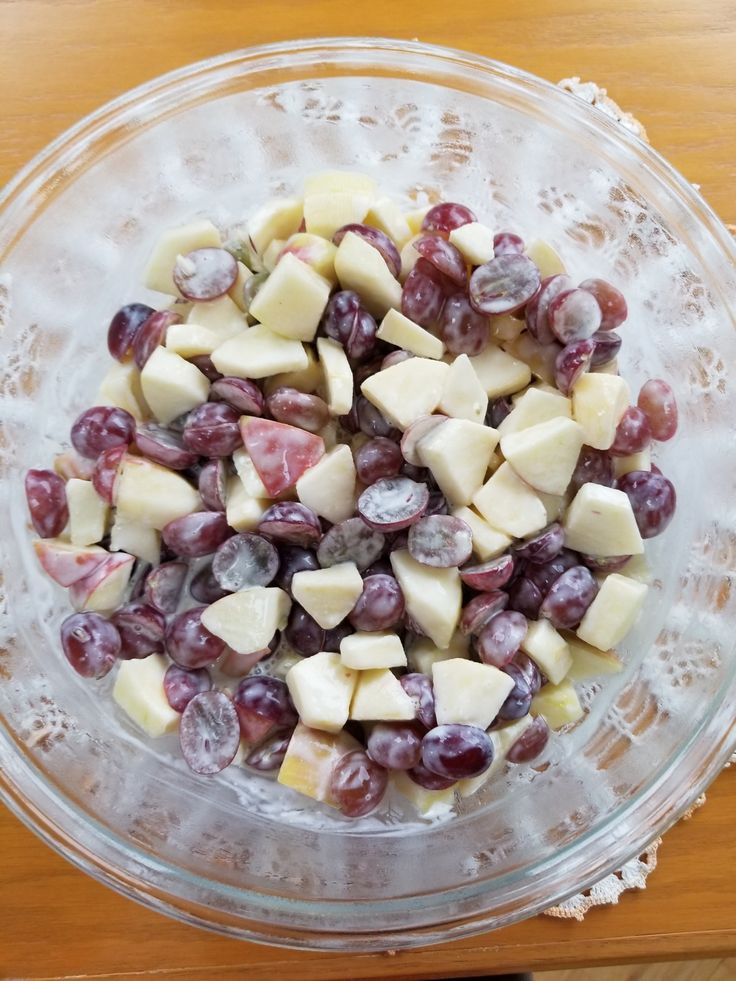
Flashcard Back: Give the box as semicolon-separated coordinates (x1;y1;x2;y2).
24;170;678;819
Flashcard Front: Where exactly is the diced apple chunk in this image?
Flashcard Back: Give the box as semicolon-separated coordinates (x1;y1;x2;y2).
263;345;323;396
277;721;361;805
365;197;413;248
109;512;161;566
520;619;572;684
619;553;653;584
497;387;572;438
437;354;489;424
143;219;222;295
69;552;135;612
473;462;547;539
377;308;444;359
491;312;526;343
451;507;512;560
66;478;108;547
33;539;108;586
286;652;357;733
291;562;364;630
502;333;558;386
228;261;253;311
201;587;291;654
296;444;356;524
501;417;585;495
525;240;566;277
390;550;461;649
576;574;648;651
448;222;495;265
248;197;303;255
563;483;644;556
417;418;498;506
113;654;180;737
391;771;455;817
572;373;630;450
211;323;307;379
140;347;210;425
115;455;201;530
407;632;469;675
232;448;269;498
538;491;567;523
350;669;416;721
432;659;514;729
96;361;148;421
187;294;246;341
562;633;624;683
361;357;449;430
304;193;374;240
165;322;222;358
469;343;531;398
225;476;268;532
334;231;402;318
279;232;338;285
399;233;423;282
531;679;583;730
404;205;432;235
316;337;353;415
249;253;331;342
340;631;407;670
613;448;651;477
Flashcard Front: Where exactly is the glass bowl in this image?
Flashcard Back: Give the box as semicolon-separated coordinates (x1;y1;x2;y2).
1;37;735;951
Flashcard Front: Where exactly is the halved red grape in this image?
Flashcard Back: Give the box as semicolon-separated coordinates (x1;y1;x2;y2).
209;376;264;416
317;517;385;570
399;415;446;467
579;278;628;330
421;724;493;779
422;202;476;234
357;477;429;533
506;576;543;619
469;254;540;315
476;611;528;668
638;379;678;441
321;290;378;362
91;445;126;504
189;562;229;603
513;652;543;694
198;458;227;511
493;232;525;256
460;554;515;591
188;354;223;382
487;397;513;428
407;760;456;790
569;446;615;496
233;675;297;743
162;511;231;558
514;523;565;565
354;395;398;439
135;424;199;470
354;437;403;485
107;302;155;361
143;561;187;615
182;402;242;457
525;274;574;346
60;612;120;679
617;470;676;538
173;248;238;302
220;640;276;678
266;387;330;433
367;722;423;770
133;310;182;369
258;501;322;547
498;662;534;721
330;751;388;817
582;553;631;573
610;406;652;456
179;690;240;775
212;533;279;591
245;729;294;771
414;235;468;287
590;330;622;367
110;601;166;658
539;565;598;629
426;490;449;516
400;672;437;730
164;664;212;713
506;716;550;763
555;337;595;396
547;288;602;344
71;406;135;459
273;545;319;594
166;606;225;669
381;350;413;369
525;548;580;596
349;574;405;631
460;590;509;635
285;604;325;656
408;514;472;568
25;468;68;538
333;224;401;278
438;293;490;356
401;259;446;328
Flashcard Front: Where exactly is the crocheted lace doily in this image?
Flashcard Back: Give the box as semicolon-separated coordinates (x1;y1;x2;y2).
541;78;734;921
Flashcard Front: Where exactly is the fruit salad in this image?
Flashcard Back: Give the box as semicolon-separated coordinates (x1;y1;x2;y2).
24;171;678;819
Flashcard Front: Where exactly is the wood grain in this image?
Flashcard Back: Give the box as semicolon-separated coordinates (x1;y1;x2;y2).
1;1;734;977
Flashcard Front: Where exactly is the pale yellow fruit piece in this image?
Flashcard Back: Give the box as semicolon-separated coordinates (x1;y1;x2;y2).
473;462;547;539
392;771;456;816
115;455;201;530
469;343;532;398
418;418;498;506
211;323;307;379
279;232;338;285
350;669;415;721
187;294;246;342
390;549;461;649
407;631;469;675
201;587;291;655
377;308;444;359
286;652;357;733
502;333;558;386
448;221;495;264
263;344;323;396
561;633;624;683
66;479;108;548
228;260;253;311
432;659;514;729
291;562;364;630
165;322;223;358
140;347;210;425
404;205;432;235
563;483;644;556
316;337;353;415
296;445;356;524
96;361;148;421
576;574;648;651
225;476;268;532
399;233;423;282
113;655;180;737
304;191;373;240
334;231;402;318
451;507;512;560
521;619;572;685
109;512;161;566
143;219;221;295
248;197;303;255
497;387;571;438
340;631;407;670
613;447;651;477
525;239;566;277
437;354;488;424
365;196;413;248
277;721;361;805
572;373;630;450
249;253;331;342
304;171;377;196
531;680;583;729
501;416;585;495
361;357;449;430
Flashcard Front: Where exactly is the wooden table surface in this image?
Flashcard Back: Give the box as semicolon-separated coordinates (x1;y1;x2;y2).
1;1;734;978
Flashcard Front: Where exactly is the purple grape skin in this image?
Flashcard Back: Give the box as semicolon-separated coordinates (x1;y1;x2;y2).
421;724;494;780
245;729;294;771
354;395;398;439
143;561;187;615
188;355;223;382
459;590;509;635
70;406;136;458
400;673;438;730
425;491;449;516
539;565;598;629
401;259;446;328
469;254;541;315
179;690;241;775
273;545;319;594
110;601;166;658
579;278;628;330
582;553;631;573
317;517;385;570
367;722;423;770
212;533;279;591
414;234;468;287
60;612;120;679
506;716;550;764
25;468;69;538
525;548;580;597
332;224;401;278
322;620;354;653
233;675;297;742
189;562;229;603
107;302;155;361
162;511;232;558
164;664;212;713
506;577;543;620
257;501;322;548
610;406;652;456
493;231;525;255
321;290;378;361
182;403;242;457
555;337;596;396
569;446;615;496
330;751;388;818
408;514;473;568
421;202;476;233
439;293;490;356
476;611;528;668
198;458;227;511
514;523;565;565
407;760;457;790
514;652;543;694
349;574;405;631
266;387;330;433
487;397;513;428
172;248;238;302
525;274;574;346
547;288;602;344
285;604;325;656
381;350;414;369
209;377;264;416
460;554;515;591
590;330;622;367
357;476;429;532
135;425;199;470
165;607;226;669
617;470;677;538
133;309;181;369
498;661;534;721
354;437;403;485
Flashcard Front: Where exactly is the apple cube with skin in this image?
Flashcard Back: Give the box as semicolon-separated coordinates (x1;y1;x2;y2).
563;483;644;556
531;679;583;730
316;337;353;415
391;770;456;817
365;196;413;248
228;261;253;312
334;231;402;318
96;361;148;422
473;462;548;539
390;549;461;649
361;357;449;430
613;447;651;478
109;512;161;566
277;721;361;805
296;444;356;524
497;387;572;438
561;633;624;683
340;631;407;670
263;344;323;396
572;373;630;450
469;343;532;398
520;619;572;685
240;417;325;497
186;294;247;342
140;347;210;425
437;354;489;425
247;196;303;255
525;240;566;277
279;233;338;286
115;455;201;530
69;552;135;612
201;587;291;654
113;654;180;738
291;562;364;630
249;253;331;342
500;416;585;495
576;574;648;651
211;323;307;380
377;308;445;359
225;476;269;532
143;219;221;295
66;479;108;547
350;669;416;721
33;539;108;587
285;652;357;733
417;418;498;506
451;507;512;561
458;715;538;797
407;631;469;675
165;322;222;358
448;222;495;265
432;659;515;729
